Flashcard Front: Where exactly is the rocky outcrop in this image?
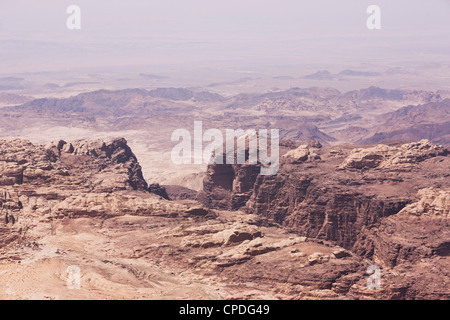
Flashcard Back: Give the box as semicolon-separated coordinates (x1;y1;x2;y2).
397;188;450;217
0;138;208;225
49;193;189;219
282;140;322;164
203;140;450;256
338;140;448;170
0;138;147;192
0;226;20;251
45;138;148;191
353;188;450;267
345;188;450;300
201;139;450;299
163;185;198;201
180;223;263;249
147;183;170;200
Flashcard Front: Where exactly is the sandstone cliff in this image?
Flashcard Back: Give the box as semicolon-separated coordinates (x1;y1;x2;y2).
202;139;450;299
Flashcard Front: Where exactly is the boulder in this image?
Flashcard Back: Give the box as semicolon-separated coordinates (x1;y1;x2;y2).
308;252;330;265
339;140;448;170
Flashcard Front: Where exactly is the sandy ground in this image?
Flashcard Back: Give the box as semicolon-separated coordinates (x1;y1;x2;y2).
0;208;355;300
0;217;225;300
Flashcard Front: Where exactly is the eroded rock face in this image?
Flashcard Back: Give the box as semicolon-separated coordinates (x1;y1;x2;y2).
202;140;450;299
354;188;450;268
45;138;148;191
1;138;148;192
203;140;449;249
348;187;450;300
202;162;262;210
0;138;207;234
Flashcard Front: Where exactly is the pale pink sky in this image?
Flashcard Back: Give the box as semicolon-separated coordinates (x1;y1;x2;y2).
0;0;449;73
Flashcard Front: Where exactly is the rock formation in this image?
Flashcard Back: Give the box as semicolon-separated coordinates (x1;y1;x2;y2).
201;139;450;299
339;140;448;170
0;137;448;300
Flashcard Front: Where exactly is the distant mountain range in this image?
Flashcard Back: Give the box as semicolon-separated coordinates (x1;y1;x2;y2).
362;99;450;146
0;92;32;106
304;69;381;80
1;86;448;147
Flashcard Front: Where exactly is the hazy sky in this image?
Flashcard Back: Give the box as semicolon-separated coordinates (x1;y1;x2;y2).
0;0;449;73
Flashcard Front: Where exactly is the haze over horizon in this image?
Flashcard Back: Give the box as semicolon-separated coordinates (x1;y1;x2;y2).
0;0;449;76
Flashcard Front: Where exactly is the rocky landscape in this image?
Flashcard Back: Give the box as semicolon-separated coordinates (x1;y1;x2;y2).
0;86;448;190
2;0;450;302
0;83;449;301
0;136;448;300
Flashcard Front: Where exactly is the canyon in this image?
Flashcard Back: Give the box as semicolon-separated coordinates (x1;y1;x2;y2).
0;134;448;299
